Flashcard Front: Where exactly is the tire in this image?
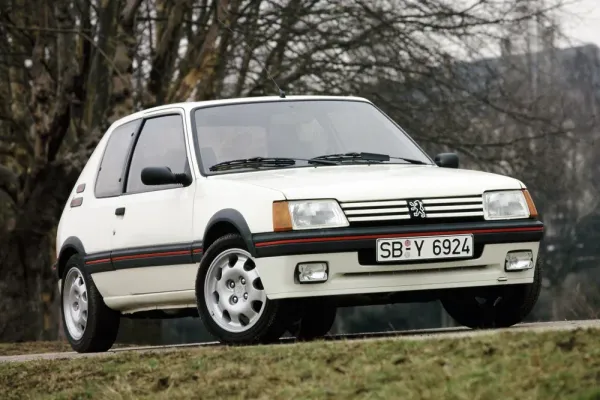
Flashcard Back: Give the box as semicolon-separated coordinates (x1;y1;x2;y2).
441;255;543;329
61;254;120;353
289;299;337;340
195;234;287;344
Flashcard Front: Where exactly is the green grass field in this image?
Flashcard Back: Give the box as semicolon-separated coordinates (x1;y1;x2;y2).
0;341;73;357
1;328;600;400
0;341;136;357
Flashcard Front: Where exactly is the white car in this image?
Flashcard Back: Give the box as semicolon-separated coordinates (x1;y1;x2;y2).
54;95;544;352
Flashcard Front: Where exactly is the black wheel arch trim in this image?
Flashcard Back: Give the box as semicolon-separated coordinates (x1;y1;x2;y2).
56;237;87;278
60;236;86;256
203;208;257;256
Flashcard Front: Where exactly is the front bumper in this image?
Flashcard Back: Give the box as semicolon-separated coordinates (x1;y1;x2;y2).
252;219;543;299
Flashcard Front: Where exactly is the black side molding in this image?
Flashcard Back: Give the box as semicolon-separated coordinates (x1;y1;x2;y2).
192;240;204;263
85;251;114;273
84;241;204;273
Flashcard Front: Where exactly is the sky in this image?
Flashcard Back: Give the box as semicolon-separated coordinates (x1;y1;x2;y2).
560;0;600;48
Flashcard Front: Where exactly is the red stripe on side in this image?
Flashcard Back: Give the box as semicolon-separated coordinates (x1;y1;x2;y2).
112;250;190;262
86;258;111;265
192;249;203;254
254;226;544;247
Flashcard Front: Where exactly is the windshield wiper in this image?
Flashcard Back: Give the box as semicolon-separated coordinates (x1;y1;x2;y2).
308;152;428;165
209;157;335;172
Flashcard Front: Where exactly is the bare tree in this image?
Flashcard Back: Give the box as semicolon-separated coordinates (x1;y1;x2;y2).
360;6;600;322
0;0;570;341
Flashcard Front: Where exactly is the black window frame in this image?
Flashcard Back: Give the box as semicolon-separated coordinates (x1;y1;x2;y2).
189;98;434;177
94;118;143;199
93;111;193;199
122;112;193;196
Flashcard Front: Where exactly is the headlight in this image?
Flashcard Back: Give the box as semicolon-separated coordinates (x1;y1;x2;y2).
289;200;349;229
483;190;532;220
272;200;349;231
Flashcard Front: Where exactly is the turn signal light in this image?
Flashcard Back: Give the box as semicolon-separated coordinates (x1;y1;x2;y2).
522;189;538;218
272;201;293;232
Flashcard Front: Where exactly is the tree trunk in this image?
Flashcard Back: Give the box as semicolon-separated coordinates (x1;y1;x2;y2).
0;232;58;341
0;163;78;341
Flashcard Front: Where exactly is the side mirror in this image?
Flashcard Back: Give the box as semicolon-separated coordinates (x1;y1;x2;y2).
141;166;191;186
434;153;459;169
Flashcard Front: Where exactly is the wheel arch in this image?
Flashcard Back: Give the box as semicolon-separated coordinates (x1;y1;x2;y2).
203;209;256;256
57;237;86;279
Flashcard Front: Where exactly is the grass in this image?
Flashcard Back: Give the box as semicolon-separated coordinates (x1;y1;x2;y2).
0;341;136;356
1;328;600;400
0;341;73;357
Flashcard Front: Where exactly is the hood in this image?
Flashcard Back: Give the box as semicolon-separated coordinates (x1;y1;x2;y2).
210;164;524;201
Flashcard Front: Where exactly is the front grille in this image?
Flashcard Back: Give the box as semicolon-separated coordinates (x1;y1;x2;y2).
341;200;411;223
419;196;484;218
340;195;484;226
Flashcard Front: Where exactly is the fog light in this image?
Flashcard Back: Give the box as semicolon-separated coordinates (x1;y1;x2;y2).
296;262;328;283
505;251;534;271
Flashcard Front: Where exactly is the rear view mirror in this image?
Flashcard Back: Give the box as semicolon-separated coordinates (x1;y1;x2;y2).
141;166;191;186
434;153;459;169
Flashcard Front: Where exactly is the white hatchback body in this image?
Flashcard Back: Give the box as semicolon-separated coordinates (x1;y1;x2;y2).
55;95;544;344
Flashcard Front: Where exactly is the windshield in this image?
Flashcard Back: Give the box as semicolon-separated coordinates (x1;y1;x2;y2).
192;99;432;173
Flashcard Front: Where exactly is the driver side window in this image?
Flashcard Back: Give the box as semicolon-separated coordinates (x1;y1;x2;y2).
126;114;189;194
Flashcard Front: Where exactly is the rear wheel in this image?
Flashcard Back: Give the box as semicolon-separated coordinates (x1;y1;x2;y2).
61;254;120;353
195;234;287;344
441;256;542;329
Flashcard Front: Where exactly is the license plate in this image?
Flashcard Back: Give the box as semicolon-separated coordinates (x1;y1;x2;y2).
376;235;474;262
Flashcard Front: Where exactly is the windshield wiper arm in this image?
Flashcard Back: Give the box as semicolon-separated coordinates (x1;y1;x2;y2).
209;156;335;172
209;153;427;171
388;155;428;165
209;157;295;171
309;152;384;164
309;152;428;165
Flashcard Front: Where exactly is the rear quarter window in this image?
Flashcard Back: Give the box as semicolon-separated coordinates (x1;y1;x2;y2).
94;119;141;198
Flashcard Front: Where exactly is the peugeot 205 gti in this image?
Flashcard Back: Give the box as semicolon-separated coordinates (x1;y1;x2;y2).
54;95;544;352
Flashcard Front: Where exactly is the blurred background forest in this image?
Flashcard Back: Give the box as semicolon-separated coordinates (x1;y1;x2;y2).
1;0;599;344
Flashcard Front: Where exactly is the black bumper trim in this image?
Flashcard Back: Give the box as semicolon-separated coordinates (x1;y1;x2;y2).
252;220;544;258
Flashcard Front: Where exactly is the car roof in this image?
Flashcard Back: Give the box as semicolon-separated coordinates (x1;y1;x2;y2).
109;95;373;128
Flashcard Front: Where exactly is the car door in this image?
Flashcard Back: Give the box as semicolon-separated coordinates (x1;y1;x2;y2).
72;118;143;266
63;118;150;305
109;110;197;296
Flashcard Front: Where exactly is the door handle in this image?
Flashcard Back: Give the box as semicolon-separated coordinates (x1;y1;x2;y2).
115;207;125;216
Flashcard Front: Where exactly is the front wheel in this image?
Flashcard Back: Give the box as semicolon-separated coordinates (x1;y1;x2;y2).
441;256;542;329
195;234;287;344
61;254;120;353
